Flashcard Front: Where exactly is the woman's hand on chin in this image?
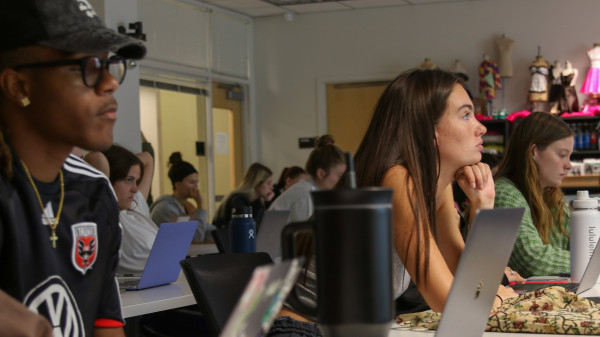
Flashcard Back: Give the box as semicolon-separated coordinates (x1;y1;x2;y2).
455;162;495;209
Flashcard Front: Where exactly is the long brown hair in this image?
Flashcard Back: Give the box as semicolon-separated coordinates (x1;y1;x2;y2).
494;112;573;243
354;69;462;281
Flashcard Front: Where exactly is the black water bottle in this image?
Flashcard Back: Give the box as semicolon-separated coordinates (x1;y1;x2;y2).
229;207;256;253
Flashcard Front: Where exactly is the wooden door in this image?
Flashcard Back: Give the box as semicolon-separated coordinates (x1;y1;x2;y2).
326;81;389;155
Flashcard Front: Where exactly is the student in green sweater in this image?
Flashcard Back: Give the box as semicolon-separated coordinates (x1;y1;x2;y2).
494;112;574;278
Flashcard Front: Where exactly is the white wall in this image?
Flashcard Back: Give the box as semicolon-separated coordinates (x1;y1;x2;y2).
91;0;143;153
254;0;600;176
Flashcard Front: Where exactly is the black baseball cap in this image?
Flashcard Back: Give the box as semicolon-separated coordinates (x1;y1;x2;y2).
0;0;146;59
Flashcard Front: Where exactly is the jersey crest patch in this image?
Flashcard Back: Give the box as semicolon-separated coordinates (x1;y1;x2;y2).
71;222;98;274
24;276;85;337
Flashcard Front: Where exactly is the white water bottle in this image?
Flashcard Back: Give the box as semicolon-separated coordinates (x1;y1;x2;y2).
570;190;600;283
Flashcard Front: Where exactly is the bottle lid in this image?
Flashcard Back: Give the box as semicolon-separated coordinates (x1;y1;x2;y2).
573;190;598;209
231;207;253;216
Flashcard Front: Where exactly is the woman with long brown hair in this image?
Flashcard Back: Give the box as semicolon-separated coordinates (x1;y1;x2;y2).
354;68;517;313
494;112;573;277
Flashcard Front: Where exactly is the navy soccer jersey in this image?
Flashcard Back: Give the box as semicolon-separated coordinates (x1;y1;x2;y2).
0;154;123;337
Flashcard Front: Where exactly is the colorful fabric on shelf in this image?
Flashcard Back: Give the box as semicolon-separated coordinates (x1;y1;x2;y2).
396;286;600;334
505;110;531;122
581;68;600;94
479;60;501;100
581;46;600;94
561;110;596;117
581;104;600;114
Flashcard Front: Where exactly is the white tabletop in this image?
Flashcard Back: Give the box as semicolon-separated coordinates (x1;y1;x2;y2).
119;272;195;318
188;242;218;256
118;243;217;319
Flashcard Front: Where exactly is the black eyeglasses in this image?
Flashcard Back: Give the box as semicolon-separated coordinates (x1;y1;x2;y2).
13;55;127;88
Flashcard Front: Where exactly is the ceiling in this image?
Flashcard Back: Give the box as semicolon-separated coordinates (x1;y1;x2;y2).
198;0;481;18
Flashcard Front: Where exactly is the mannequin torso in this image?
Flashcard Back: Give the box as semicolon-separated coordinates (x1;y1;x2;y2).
529;55;549;101
495;35;515;77
419;58;437;70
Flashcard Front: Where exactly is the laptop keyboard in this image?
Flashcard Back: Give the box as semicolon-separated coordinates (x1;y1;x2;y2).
586;296;600;303
118;279;140;291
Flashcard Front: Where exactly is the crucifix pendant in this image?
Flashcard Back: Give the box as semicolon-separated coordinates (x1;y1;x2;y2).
50;229;58;248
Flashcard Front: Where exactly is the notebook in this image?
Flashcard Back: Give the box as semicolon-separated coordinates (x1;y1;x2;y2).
256;210;291;262
511;236;600;298
118;220;197;291
219;258;302;337
435;207;525;337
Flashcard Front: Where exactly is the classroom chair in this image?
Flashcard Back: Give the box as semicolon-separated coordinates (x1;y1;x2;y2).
180;252;273;337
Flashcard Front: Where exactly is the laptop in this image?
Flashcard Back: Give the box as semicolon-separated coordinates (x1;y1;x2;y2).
211;227;231;254
118;221;197;291
256;210;291;262
219;258;302;337
511;236;600;298
435;207;525;337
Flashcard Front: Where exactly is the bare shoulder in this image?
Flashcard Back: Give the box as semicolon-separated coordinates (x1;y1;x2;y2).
381;165;408;187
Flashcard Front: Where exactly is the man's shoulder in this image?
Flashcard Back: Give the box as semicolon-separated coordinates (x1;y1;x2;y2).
62;155;116;199
63;155;109;182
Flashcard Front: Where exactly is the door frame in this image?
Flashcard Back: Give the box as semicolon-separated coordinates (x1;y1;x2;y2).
139;62;254;218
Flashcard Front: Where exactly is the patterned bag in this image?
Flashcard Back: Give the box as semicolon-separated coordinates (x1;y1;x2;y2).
396;286;600;334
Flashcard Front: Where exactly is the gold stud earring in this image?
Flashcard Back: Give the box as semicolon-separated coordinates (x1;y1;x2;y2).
21;97;30;107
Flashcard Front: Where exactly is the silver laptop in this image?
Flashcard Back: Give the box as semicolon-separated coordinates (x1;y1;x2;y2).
436;207;525;337
256;210;291;263
511;236;600;298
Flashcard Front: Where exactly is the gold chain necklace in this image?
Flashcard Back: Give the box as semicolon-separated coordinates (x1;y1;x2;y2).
20;160;65;248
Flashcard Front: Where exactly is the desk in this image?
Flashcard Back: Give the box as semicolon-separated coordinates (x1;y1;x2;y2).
188;242;218;256
120;272;195;318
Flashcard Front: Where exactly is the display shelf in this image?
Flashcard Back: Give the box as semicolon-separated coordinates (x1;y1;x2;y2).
480;119;510;155
561;175;600;194
561;175;600;188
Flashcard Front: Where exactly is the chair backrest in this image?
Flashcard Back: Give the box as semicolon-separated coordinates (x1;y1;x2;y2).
180;252;273;337
211;228;230;254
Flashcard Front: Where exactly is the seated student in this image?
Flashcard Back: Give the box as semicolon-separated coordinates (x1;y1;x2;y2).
149;152;215;242
85;145;157;275
353;68;517;313
212;162;275;228
493;112;573;278
267;135;346;332
269;135;346;222
0;0;146;335
271;166;308;202
89;146;207;337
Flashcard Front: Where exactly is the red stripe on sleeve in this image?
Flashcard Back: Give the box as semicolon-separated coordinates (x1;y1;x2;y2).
95;318;124;328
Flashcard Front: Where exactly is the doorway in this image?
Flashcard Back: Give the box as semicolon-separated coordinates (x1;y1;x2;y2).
211;82;244;211
139;84;210;216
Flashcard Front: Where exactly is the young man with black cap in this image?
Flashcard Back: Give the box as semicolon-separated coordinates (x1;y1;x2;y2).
0;0;146;336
